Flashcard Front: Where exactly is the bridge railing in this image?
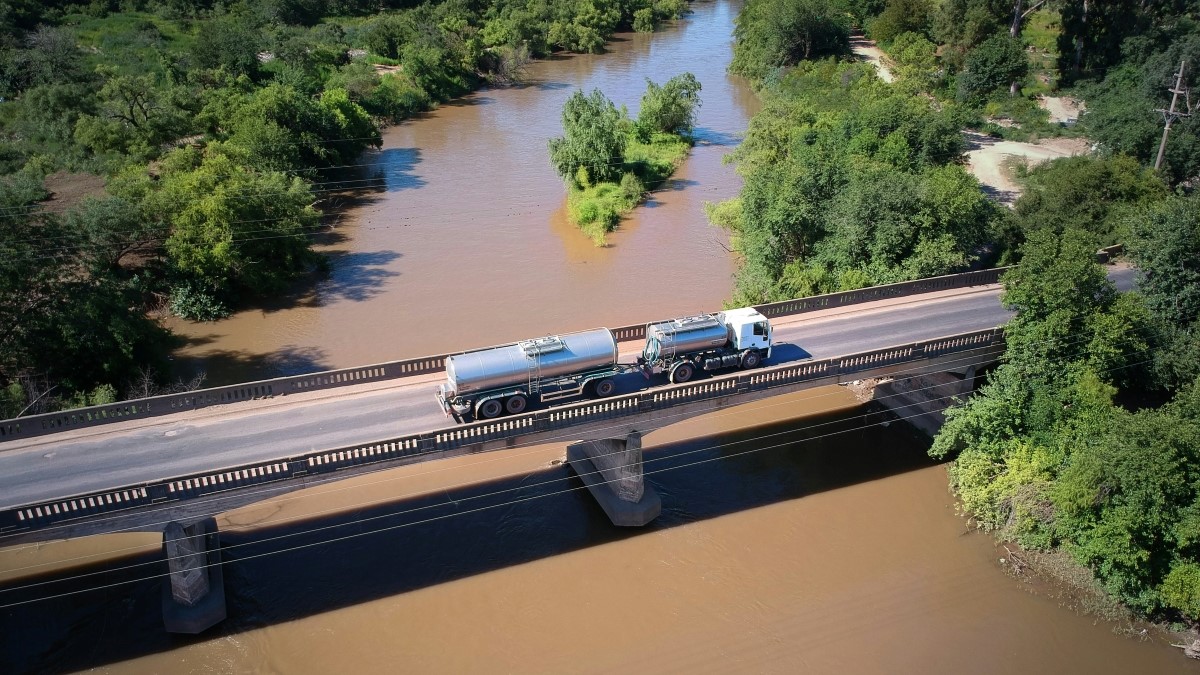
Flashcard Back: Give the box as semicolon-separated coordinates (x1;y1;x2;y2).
0;267;1010;443
0;327;1005;537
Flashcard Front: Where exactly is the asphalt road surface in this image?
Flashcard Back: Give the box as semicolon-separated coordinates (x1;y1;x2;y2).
0;267;1136;509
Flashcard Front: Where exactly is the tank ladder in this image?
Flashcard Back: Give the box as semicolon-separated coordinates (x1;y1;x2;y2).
519;335;566;396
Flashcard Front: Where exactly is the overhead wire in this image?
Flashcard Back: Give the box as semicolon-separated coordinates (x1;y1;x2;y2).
0;179;733;265
0;270;1107;557
0;127;742;226
1;331;1019;556
0;304;1072;555
0;329;1142;604
0;281;1017;562
0;350;1153;611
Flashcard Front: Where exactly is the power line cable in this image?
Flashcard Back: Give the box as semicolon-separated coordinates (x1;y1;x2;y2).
0;333;1018;554
0;180;731;264
0;352;1153;611
0;331;1134;594
0;306;1059;551
0;130;737;221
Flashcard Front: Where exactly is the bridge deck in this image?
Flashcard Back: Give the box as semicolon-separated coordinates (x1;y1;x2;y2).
0;266;1135;542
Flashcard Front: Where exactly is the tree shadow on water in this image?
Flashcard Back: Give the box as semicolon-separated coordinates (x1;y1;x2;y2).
442;95;495;107
376;147;425;192
0;408;941;673
318;249;401;303
168;343;330;386
644;178;700;206
506;80;572;91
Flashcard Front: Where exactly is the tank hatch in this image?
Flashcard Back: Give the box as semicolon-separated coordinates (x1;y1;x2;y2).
667;314;722;332
519;335;567;356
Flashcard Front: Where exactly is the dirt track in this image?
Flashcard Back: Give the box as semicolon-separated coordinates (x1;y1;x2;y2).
850;33;894;83
964;132;1090;206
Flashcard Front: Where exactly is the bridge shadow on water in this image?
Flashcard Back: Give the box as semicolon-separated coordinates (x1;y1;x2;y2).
0;407;939;673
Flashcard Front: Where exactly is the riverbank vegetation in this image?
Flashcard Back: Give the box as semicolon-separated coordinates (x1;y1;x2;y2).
549;73;700;244
0;0;693;415
723;0;1200;629
710;58;992;304
932;221;1200;625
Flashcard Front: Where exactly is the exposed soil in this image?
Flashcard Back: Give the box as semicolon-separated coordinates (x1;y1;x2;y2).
963;131;1091;206
850;33;894;83
1038;95;1086;125
40;171;106;214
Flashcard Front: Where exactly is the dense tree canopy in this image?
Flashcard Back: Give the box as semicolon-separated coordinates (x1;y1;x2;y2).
730;0;849;79
548;88;626;186
715;59;988;304
549;73;701;242
0;0;694;412
1004;155;1166;257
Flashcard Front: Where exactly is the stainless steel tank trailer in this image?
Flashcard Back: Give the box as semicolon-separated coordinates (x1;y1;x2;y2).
436;308;773;422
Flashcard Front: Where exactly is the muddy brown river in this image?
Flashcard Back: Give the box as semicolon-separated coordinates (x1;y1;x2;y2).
0;391;1188;672
167;0;755;385
0;3;1191;672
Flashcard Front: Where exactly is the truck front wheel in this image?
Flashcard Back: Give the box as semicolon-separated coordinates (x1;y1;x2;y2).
740;350;762;369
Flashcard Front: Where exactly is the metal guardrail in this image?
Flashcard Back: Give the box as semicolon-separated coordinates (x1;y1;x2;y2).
0;267;1010;443
0;328;1004;536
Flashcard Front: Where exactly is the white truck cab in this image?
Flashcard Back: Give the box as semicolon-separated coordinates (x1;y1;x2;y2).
720;308;773;358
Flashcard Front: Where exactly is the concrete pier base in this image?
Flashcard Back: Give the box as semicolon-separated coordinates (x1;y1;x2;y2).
567;431;661;527
162;518;226;634
871;367;976;437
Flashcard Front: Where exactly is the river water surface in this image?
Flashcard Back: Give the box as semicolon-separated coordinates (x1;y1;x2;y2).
168;0;754;384
0;391;1188;672
1;3;1192;672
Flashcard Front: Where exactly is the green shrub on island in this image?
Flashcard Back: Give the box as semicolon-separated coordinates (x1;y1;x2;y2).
550;74;701;244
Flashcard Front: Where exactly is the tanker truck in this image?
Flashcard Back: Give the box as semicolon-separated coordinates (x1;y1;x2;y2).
638;307;773;384
436;328;623;421
436;309;774;422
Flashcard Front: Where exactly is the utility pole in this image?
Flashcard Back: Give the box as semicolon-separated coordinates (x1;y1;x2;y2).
1154;59;1190;172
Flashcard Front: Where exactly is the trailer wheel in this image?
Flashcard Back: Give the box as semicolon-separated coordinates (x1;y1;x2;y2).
670;362;695;384
476;399;503;419
740;350;762;369
505;394;528;414
593;378;616;397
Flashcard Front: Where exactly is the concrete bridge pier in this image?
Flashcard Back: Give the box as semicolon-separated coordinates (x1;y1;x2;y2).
870;365;978;437
567;431;661;527
161;518;226;634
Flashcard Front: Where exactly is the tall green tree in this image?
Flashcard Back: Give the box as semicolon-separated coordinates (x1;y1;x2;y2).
1127;195;1200;388
730;0;850;79
146;147;321;302
955;34;1027;101
548;88;626;186
1007;155;1166;255
636;72;702;136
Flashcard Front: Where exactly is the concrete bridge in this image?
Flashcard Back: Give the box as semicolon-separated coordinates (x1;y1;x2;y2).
0;268;1033;541
0;266;1133;630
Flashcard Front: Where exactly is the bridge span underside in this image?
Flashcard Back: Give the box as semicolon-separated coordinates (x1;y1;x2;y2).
1;329;1002;545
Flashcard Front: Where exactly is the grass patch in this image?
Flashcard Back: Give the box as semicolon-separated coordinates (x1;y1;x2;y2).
568;132;690;245
979;94;1080;141
1023;9;1061;95
64;12;197;76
